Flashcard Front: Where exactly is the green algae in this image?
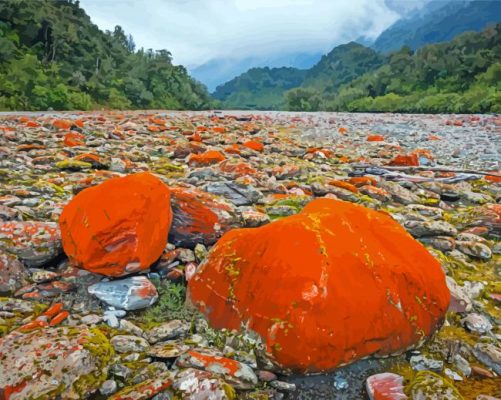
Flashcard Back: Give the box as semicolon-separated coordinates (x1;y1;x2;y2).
73;327;115;397
55;159;92;170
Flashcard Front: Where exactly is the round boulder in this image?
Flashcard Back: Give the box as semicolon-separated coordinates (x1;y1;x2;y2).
188;198;450;373
60;172;172;277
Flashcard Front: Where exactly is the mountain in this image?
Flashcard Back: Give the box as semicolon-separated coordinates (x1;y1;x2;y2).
373;0;501;53
213;67;307;110
191;52;322;93
214;24;500;113
214;42;384;110
290;24;501;113
0;0;212;111
301;43;384;93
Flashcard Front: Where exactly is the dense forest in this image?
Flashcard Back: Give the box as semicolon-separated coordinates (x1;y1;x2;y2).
0;0;213;111
216;25;501;113
212;67;307;110
0;0;499;113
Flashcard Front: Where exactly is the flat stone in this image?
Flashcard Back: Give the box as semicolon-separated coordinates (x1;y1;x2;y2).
472;343;501;375
461;313;493;334
111;335;150;353
88;276;158;310
410;355;444;372
176;349;258;389
148;340;191;358
204;181;263;206
366;373;408;400
404;219;457;237
147;320;190;344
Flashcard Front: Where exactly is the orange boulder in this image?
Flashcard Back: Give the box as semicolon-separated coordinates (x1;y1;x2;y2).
59;172;172;277
169;187;240;248
189;198;449;373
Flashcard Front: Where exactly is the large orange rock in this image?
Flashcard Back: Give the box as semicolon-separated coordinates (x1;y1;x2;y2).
188;198;450;373
169;187;240;248
59;172;172;277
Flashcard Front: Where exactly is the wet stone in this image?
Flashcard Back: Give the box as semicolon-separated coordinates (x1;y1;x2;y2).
88;276;158;311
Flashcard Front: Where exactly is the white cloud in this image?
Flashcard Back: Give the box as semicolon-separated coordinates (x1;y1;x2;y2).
80;0;401;67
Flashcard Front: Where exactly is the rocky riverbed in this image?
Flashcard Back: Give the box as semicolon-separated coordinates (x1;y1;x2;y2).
0;111;499;400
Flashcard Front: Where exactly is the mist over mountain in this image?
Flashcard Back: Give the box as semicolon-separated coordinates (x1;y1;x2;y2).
373;0;501;52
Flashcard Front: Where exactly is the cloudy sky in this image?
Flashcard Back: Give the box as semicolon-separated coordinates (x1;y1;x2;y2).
80;0;428;68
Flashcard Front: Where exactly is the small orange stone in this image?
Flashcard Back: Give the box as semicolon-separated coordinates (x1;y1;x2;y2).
389;153;419;167
243;140;264;152
212;126;226;133
52;119;72;130
63;132;85;147
188;150;226;166
347;176;378;187
328;180;359;193
367;135;385;142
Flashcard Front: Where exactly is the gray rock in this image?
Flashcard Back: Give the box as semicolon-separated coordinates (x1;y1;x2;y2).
461;313;493;334
381;181;420;205
410;355;444;372
419;236;456;252
446;276;473;313
147;320;190;344
0;221;62;267
270;380;296;391
0;250;28;294
111;335;150;353
408;371;462;400
444;368;463;381
453;354;471;377
404;219;457;237
240;207;270;227
88;276;158;311
407;204;444;220
204;181;263;206
0;326;112;399
265;205;297;217
119;319;145;337
472;343;501;375
457;240;492;260
100;380;118;396
81;314;103;325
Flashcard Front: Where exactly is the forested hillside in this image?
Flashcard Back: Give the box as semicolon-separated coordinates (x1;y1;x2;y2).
0;0;213;111
307;25;501;113
212;67;307;110
215;25;500;113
